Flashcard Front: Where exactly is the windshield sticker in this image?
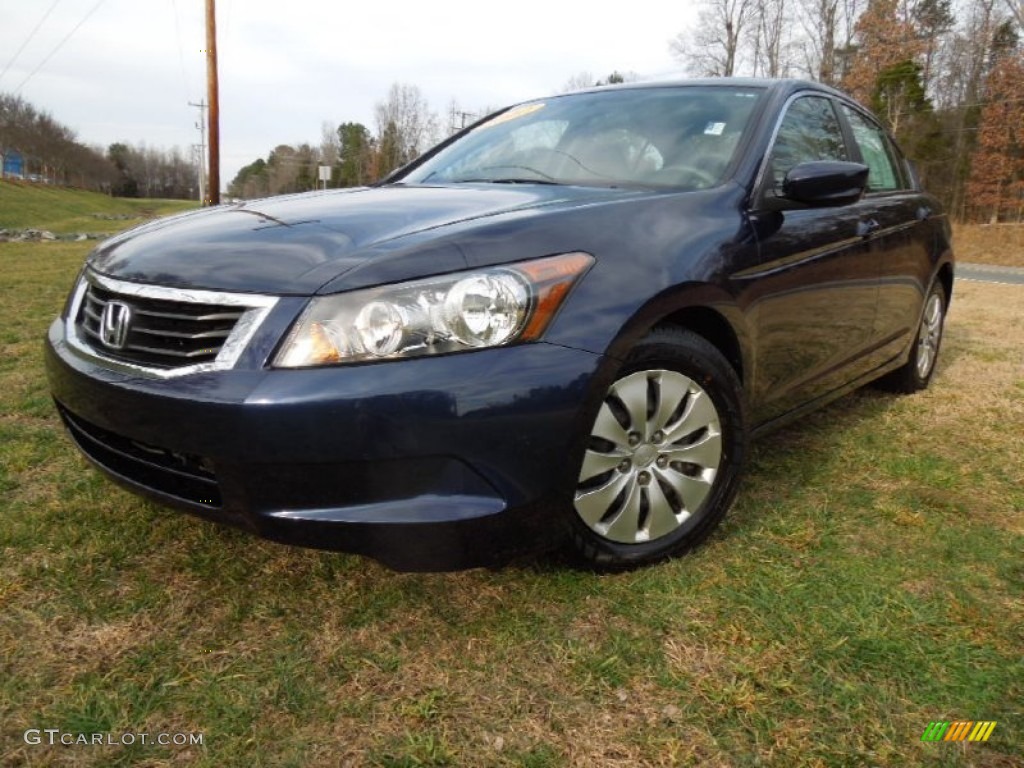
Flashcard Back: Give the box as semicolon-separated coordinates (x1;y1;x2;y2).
480;103;546;129
704;122;726;136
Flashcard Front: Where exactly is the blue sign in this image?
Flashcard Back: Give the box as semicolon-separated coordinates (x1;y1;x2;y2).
3;150;24;178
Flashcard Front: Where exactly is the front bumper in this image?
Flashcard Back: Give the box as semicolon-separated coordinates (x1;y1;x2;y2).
45;319;606;570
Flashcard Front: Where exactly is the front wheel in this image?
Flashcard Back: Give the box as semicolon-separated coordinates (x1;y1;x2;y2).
569;328;747;568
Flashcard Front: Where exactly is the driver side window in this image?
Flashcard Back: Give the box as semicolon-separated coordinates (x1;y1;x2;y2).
769;96;848;188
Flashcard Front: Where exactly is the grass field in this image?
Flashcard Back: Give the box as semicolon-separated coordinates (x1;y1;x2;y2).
0;180;197;235
1;236;1022;766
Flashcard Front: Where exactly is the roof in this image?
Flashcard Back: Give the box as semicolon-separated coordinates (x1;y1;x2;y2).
563;76;849;101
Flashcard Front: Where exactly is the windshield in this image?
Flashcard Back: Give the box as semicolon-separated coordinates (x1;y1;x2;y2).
400;85;765;190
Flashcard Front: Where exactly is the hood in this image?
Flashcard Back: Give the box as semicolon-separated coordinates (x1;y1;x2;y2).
88;184;642;295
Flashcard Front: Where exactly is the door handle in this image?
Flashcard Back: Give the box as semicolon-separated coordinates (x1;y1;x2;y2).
916;206;932;221
857;218;880;237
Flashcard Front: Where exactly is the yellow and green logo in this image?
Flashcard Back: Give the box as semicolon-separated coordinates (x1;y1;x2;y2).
921;721;997;742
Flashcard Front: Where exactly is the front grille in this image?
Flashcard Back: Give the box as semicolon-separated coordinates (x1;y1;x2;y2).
78;283;245;369
57;403;222;508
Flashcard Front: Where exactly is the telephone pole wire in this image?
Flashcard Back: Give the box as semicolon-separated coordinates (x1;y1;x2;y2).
205;0;220;205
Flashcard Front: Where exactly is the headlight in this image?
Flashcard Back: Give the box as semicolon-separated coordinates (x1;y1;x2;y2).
273;252;593;367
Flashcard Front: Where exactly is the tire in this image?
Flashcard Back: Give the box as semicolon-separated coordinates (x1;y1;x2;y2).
878;281;946;394
569;327;747;568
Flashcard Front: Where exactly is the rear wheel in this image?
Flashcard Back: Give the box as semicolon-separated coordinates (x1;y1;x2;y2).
569;328;746;567
879;282;946;393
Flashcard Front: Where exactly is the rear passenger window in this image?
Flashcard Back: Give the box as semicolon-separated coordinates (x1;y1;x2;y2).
769;96;847;187
841;105;904;192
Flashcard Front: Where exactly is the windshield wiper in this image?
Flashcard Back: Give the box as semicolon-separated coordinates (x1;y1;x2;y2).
452;177;562;185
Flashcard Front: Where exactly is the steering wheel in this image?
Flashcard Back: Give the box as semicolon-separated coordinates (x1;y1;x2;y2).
653;163;719;188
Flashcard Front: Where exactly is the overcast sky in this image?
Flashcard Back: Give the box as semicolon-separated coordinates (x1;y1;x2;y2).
0;0;696;190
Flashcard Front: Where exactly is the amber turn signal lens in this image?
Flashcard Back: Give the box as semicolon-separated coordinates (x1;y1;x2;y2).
515;252;594;340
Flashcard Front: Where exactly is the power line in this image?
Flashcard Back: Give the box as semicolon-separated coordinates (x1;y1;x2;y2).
13;0;108;95
0;0;63;86
884;96;1024;122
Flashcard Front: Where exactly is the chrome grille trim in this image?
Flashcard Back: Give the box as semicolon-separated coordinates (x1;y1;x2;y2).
79;285;241;356
66;270;278;378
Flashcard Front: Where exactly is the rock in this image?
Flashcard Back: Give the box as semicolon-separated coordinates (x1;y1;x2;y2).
0;227;109;243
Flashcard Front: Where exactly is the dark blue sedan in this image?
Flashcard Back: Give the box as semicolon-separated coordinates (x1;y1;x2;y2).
45;79;954;571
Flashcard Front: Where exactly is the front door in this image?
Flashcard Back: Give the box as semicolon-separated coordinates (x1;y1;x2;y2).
740;94;881;425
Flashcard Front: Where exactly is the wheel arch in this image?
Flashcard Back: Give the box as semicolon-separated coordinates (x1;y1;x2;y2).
602;284;751;386
936;259;954;305
654;305;746;384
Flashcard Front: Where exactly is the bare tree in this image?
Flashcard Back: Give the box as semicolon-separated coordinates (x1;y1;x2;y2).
912;0;955;94
671;0;756;76
319;121;339;169
560;70;642;92
751;0;792;76
1005;0;1023;28
931;0;1000;109
795;0;860;85
373;83;438;176
561;72;597;92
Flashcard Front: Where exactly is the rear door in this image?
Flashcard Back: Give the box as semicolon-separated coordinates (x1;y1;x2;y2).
838;103;934;369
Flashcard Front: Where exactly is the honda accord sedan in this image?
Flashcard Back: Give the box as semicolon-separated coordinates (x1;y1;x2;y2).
45;78;953;571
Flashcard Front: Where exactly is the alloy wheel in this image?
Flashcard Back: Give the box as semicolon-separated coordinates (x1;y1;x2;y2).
916;292;943;379
574;369;723;544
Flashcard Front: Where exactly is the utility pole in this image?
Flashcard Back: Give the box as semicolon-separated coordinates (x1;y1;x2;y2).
447;104;476;136
205;0;220;205
189;101;207;203
191;143;205;204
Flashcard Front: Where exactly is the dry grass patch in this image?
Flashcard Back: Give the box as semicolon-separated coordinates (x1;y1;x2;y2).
954;223;1024;267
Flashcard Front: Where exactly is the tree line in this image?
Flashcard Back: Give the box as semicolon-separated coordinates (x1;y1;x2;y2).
1;93;115;190
1;92;200;199
229;83;448;199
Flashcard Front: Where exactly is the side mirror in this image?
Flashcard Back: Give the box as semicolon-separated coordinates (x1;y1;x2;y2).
779;161;869;207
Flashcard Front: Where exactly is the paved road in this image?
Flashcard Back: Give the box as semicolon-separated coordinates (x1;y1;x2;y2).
957;262;1024;286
